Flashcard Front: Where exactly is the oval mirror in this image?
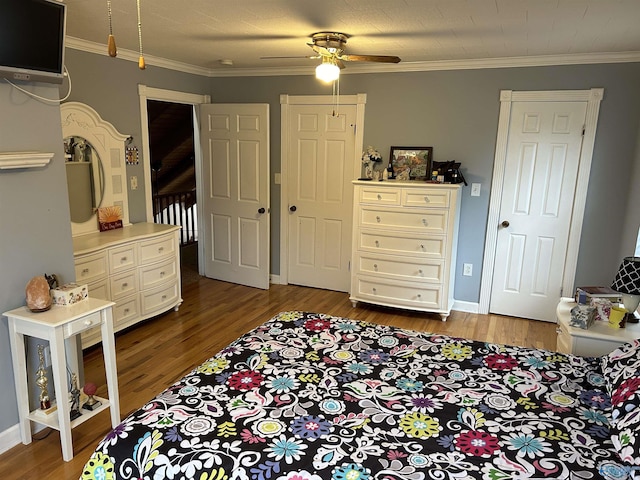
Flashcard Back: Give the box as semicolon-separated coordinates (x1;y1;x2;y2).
63;136;105;224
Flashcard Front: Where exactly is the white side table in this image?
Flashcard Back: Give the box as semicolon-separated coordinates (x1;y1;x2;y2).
4;298;120;461
556;297;640;356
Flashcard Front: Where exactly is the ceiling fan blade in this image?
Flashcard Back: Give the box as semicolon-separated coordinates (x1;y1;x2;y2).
341;54;401;63
260;55;317;60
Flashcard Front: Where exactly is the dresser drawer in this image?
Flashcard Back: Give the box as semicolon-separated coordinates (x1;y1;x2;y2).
141;282;180;316
75;252;108;284
87;278;110;301
114;295;140;327
402;188;450;208
359;187;401;206
139;234;177;265
110;270;138;301
353;276;442;310
354;252;444;284
139;257;179;290
359;230;446;258
360;207;447;233
108;244;137;275
64;311;102;337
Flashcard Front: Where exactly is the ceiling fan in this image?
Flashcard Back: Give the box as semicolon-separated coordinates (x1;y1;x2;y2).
310;32;401;81
263;32;401;82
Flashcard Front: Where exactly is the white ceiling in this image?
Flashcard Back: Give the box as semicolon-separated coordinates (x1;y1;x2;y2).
64;0;640;76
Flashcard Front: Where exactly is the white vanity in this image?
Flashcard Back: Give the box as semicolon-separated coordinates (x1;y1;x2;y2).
61;102;182;348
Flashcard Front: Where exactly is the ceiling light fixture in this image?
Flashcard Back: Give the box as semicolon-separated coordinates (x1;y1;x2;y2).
315;57;340;83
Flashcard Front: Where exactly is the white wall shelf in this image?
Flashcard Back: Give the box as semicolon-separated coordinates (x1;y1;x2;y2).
0;152;54;170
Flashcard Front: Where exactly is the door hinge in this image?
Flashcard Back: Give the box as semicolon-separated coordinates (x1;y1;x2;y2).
582;125;586;136
348;260;351;271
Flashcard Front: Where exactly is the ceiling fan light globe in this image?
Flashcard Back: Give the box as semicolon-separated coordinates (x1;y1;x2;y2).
316;62;340;82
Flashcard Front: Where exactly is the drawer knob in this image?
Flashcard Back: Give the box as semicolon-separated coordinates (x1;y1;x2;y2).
377;194;382;200
373;264;378;271
375;240;380;247
84;319;93;326
418;269;423;275
122;282;128;288
420;244;424;250
162;295;167;300
424;196;430;203
376;216;381;223
121;256;128;263
417;294;422;299
372;288;377;294
422;219;428;225
158;247;164;253
124;308;130;314
82;268;89;274
160;271;165;276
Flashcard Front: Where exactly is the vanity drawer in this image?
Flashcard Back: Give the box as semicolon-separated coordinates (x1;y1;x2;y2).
108;244;137;274
114;295;140;328
141;282;180;316
358;230;446;258
110;270;138;301
75;252;108;284
359;187;401;206
64;311;102;337
354;252;444;284
139;234;177;265
402;188;450;208
360;207;447;233
86;278;110;301
139;257;178;290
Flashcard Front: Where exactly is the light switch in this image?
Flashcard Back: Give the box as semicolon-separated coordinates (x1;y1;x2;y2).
471;183;481;197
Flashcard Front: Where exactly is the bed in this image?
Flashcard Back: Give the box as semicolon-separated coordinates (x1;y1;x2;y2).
80;311;640;480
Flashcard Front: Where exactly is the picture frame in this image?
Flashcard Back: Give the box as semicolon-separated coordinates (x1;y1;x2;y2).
389;146;433;180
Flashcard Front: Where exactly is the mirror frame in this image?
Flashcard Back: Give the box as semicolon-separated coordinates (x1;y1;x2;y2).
61;102;130;236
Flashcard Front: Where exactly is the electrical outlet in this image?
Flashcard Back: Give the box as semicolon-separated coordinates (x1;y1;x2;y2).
130;175;138;190
463;263;473;276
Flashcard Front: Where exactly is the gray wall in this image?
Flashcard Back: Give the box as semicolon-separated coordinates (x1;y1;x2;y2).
63;48;640;303
208;63;640;301
0;82;75;433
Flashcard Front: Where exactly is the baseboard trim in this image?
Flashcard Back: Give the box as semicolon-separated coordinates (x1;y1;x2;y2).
0;424;21;456
453;300;480;313
269;274;282;285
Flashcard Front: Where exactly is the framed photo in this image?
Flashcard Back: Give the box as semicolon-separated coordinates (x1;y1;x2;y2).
389;146;433;180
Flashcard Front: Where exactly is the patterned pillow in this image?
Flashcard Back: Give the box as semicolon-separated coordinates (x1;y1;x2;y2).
601;339;640;465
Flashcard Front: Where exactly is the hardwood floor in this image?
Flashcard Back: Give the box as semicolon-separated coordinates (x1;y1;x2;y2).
0;274;558;479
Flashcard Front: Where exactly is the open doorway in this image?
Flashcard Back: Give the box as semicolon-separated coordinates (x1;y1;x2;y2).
146;99;199;286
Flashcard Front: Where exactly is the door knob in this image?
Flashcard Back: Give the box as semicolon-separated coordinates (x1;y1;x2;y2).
258;207;265;214
501;220;510;228
289;205;297;212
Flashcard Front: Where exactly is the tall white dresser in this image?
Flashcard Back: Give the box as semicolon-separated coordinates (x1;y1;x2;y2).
73;223;182;348
350;181;461;320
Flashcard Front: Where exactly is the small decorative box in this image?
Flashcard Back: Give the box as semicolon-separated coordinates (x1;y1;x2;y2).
51;283;88;306
570;304;596;329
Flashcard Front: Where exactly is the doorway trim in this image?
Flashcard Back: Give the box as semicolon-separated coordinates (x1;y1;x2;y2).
279;93;366;286
478;88;604;315
138;85;211;274
138;85;211;222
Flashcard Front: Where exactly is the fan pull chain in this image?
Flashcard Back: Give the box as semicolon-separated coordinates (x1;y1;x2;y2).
136;0;146;69
332;77;340;117
106;0;117;57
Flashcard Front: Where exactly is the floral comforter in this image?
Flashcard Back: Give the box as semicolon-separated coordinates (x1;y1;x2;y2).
81;311;632;480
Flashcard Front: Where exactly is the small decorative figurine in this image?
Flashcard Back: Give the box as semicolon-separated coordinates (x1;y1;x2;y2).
69;373;82;420
35;345;51;410
82;382;102;411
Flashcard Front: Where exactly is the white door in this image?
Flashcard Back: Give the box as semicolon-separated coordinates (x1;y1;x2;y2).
286;103;357;292
200;104;270;289
489;100;587;321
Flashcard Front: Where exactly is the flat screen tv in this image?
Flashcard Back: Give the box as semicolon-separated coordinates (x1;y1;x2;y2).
0;0;67;84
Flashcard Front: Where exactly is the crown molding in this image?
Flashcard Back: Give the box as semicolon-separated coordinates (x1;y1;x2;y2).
66;36;640;78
